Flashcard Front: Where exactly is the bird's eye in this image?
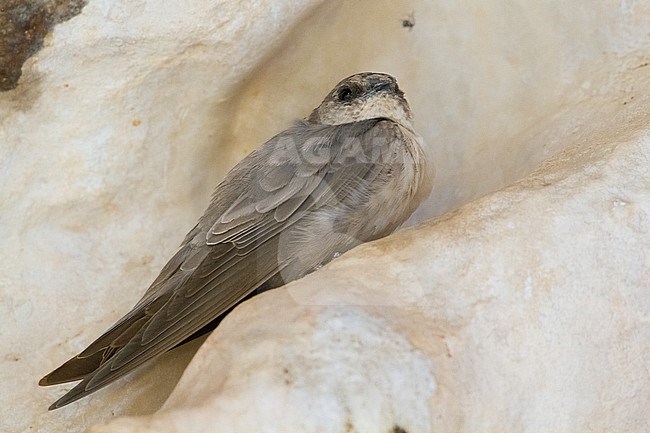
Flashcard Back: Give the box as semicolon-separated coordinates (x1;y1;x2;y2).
338;86;353;102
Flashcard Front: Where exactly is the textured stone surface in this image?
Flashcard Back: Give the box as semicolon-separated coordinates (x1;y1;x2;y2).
0;0;648;432
93;88;650;432
93;89;650;433
0;1;322;432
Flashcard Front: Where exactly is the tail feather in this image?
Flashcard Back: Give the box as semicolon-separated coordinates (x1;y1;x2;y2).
38;350;103;386
47;378;100;410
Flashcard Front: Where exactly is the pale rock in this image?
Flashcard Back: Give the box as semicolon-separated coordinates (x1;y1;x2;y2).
0;0;648;432
0;1;322;432
92;92;650;433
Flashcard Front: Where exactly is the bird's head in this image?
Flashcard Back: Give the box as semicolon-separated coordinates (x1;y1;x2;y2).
308;72;413;127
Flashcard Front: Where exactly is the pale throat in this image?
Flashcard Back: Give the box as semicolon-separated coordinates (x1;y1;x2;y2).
317;95;413;129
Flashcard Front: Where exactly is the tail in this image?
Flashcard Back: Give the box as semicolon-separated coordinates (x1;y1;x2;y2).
39;314;149;410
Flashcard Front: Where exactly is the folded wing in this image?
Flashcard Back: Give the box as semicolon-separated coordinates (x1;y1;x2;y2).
40;118;403;409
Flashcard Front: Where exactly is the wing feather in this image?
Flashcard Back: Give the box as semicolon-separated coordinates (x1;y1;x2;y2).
43;118;405;409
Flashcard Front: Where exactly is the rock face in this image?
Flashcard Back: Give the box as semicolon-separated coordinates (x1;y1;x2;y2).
92;94;650;433
0;0;648;432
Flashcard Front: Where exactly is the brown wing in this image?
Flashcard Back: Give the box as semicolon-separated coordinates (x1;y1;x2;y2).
40;118;402;409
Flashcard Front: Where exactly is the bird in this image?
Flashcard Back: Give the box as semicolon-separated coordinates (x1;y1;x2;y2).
39;72;433;410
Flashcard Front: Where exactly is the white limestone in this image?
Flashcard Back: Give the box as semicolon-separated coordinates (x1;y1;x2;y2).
92;90;650;433
0;1;321;432
0;0;648;432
